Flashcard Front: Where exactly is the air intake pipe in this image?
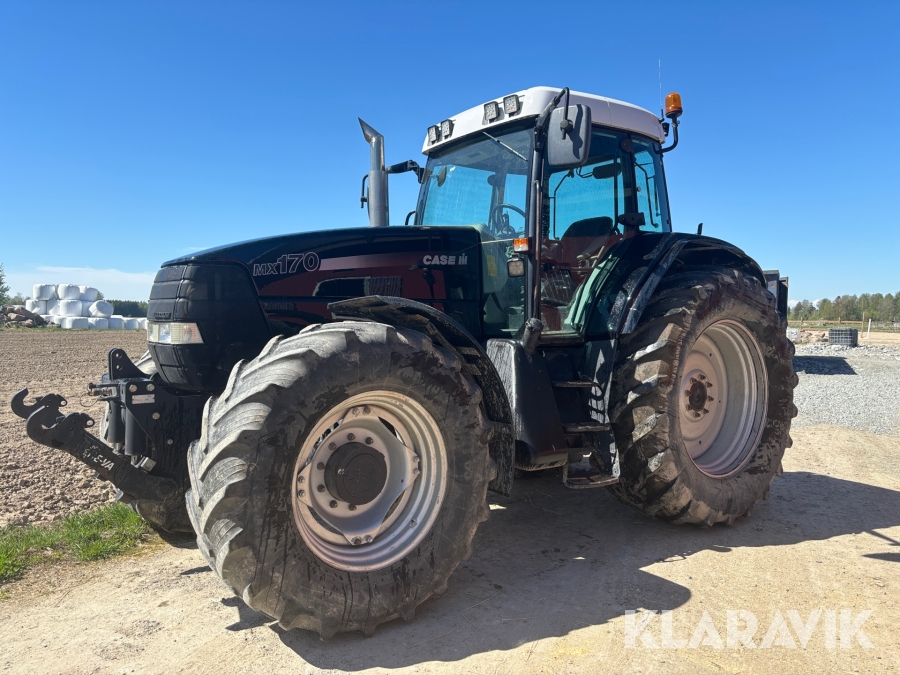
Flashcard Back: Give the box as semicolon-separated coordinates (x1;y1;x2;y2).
359;119;389;227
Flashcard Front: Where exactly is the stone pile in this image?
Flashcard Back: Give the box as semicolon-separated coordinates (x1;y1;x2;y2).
1;304;47;328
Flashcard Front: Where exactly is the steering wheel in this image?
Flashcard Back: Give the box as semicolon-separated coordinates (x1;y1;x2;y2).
488;203;526;238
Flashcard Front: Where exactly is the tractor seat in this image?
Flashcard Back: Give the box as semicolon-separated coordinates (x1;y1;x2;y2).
561;216;615;239
556;216;615;267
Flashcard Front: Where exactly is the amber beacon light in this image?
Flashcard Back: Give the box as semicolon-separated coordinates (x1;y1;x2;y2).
665;92;683;120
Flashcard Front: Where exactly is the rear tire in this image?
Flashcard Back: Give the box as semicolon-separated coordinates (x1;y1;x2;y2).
608;266;797;525
186;321;495;638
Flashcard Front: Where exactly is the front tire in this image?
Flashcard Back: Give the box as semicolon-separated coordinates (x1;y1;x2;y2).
609;266;797;525
186;322;495;638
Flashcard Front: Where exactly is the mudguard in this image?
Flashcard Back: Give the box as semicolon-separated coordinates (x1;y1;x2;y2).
328;295;516;496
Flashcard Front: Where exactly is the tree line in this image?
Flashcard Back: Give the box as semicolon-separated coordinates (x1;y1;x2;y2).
791;292;900;322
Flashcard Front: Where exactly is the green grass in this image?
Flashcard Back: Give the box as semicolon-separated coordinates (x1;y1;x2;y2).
0;502;151;585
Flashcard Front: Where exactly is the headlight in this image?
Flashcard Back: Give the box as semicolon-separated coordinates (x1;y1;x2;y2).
148;322;204;345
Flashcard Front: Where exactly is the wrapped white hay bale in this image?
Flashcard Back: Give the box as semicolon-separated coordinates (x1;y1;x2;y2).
57;299;83;317
137;318;148;330
79;286;99;302
25;300;35;312
33;284;56;301
33;299;48;314
107;316;125;329
57;284;82;300
88;300;113;318
47;298;59;315
69;317;89;329
41;315;57;325
124;318;142;330
88;317;109;329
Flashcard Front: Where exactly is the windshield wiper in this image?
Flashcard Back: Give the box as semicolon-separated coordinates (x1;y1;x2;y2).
481;131;527;162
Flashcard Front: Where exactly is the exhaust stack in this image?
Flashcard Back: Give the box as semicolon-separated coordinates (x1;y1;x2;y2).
359;119;389;227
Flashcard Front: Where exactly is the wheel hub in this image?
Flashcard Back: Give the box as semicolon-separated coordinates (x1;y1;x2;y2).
685;375;713;415
324;442;387;506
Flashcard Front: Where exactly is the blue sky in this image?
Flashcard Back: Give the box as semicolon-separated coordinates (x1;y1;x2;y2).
1;1;898;302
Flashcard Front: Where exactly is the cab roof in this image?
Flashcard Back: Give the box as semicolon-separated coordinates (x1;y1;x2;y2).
421;86;665;154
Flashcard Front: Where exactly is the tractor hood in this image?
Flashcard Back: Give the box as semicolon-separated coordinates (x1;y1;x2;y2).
159;225;484;336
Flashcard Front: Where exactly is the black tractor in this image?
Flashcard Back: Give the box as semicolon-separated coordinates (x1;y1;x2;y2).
12;86;796;639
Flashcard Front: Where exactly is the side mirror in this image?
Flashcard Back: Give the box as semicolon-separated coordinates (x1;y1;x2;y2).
547;104;591;168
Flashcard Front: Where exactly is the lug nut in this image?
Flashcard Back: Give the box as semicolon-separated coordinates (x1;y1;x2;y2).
689;378;697;385
684;390;691;397
298;489;305;497
297;475;305;483
693;412;701;418
702;408;709;414
348;504;357;511
347;433;355;441
364;535;372;543
685;405;692;412
328;442;337;451
317;462;325;470
352;537;361;545
706;382;713;388
317;484;326;492
413;455;420;463
365;437;373;445
698;374;706;381
329;500;338;508
363;406;371;414
409;519;417;527
413;467;420;475
708;396;714;402
351;407;359;415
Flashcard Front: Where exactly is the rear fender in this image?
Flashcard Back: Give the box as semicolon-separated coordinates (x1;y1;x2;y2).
620;235;766;335
328;296;515;495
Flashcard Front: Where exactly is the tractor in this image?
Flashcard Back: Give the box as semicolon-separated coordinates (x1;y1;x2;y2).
12;86;796;639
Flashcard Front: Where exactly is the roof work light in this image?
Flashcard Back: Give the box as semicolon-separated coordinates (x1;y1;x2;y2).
503;94;520;115
427;125;441;144
483;100;500;122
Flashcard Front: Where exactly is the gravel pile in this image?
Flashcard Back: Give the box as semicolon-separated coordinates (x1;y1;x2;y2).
792;343;900;435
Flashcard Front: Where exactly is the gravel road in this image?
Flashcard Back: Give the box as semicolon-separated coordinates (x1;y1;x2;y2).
792;343;900;436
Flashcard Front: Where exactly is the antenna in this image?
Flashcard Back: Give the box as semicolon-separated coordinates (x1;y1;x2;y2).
658;59;663;117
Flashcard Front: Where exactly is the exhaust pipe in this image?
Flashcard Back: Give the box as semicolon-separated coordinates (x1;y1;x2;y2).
359;118;389;227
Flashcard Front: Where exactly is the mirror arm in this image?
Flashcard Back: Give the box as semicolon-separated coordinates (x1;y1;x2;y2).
360;174;369;208
661;119;679;153
386;160;426;183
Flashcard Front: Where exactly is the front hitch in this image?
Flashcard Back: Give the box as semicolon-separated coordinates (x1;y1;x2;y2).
10;389;68;420
11;388;178;503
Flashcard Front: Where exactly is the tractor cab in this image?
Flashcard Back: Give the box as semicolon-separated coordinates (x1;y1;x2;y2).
368;87;676;341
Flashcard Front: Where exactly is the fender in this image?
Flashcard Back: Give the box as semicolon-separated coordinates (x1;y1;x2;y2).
617;233;766;336
328;295;516;496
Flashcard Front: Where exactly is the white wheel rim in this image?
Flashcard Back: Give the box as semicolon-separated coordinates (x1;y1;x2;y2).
679;320;768;477
290;391;447;572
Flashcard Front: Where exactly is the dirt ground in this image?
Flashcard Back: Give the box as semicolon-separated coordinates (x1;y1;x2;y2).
0;329;148;526
0;332;898;674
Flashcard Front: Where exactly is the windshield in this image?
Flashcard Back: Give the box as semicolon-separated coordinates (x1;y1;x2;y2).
417;126;532;236
416;126;533;336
